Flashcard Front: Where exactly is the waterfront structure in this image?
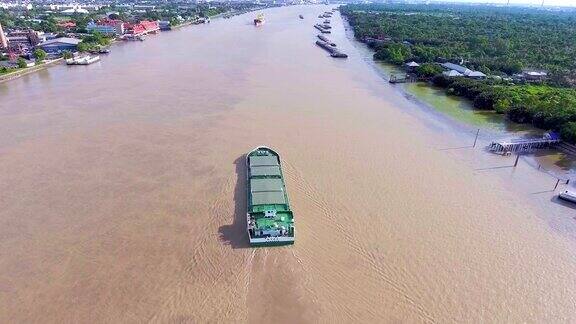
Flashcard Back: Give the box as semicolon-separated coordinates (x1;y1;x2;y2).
66;55;100;65
0;22;7;49
36;37;81;54
443;70;464;78
441;62;472;75
441;62;486;79
405;61;420;72
488;132;561;154
125;20;159;36
87;19;125;36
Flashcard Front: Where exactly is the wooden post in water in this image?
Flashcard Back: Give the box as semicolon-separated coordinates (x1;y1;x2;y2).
513;154;520;167
473;129;480;148
554;179;561;190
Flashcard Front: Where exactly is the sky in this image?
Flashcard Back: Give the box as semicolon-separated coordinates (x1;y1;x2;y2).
443;0;575;6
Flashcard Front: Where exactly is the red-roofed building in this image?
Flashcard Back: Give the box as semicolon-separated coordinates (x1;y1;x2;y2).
87;18;125;36
57;21;77;30
125;20;159;36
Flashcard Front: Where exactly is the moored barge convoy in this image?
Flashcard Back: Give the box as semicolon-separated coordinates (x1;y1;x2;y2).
313;10;347;58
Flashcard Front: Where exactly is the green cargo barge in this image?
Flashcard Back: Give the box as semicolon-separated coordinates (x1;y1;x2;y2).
246;146;295;246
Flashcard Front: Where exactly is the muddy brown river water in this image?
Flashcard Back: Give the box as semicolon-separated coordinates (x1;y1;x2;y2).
1;5;576;323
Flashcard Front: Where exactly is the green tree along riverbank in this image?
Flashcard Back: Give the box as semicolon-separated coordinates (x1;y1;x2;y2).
341;4;576;143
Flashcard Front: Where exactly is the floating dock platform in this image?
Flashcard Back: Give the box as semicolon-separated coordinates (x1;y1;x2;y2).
488;137;561;154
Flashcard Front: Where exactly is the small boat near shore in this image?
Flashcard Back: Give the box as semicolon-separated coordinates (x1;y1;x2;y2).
246;146;295;246
66;55;100;65
299;14;304;19
559;186;576;203
254;13;265;26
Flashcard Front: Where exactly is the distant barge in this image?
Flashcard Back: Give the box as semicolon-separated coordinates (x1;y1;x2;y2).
314;24;331;34
317;35;336;46
316;40;347;58
246;146;295;246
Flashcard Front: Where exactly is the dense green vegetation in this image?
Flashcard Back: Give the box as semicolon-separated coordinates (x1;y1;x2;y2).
33;49;46;62
341;3;576;85
430;76;576;142
16;57;27;68
77;32;111;52
341;4;576;143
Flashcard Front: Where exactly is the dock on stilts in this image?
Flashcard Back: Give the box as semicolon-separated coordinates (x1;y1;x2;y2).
488;137;561;155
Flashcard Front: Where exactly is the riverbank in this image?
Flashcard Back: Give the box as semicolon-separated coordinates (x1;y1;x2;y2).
340;4;576;149
0;6;266;85
0;58;63;84
341;15;576;179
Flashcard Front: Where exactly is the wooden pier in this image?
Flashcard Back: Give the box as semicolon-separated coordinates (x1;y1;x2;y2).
488;137;561;155
389;74;416;84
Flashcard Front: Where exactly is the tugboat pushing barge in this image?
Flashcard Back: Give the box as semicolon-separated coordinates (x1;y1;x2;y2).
246;146;295;246
254;13;265;26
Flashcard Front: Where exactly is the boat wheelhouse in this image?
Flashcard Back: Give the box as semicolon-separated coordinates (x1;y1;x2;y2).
246;146;295;246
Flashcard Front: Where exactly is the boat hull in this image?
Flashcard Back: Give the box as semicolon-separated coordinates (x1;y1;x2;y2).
246;146;295;247
559;192;576;203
